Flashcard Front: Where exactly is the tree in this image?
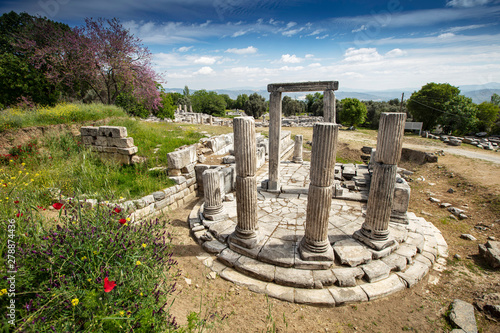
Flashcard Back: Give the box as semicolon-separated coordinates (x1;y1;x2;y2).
282;96;304;116
305;92;323;116
190;90;226;116
491;93;500;106
244;93;267;118
0;12;65;107
220;94;234;109
476;102;499;132
338;98;367;127
235;94;249;110
440;95;478;135
407;83;460;131
19;17;161;111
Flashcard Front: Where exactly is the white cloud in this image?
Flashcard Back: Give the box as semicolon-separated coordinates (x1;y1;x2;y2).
232;30;249;37
286;22;297;29
225;46;258;55
279;66;304;71
280;54;303;63
316;35;329;40
438;32;456;38
385;48;407;57
193;56;219;65
344;48;383;63
194;67;215;75
177;46;193;52
446;0;492;7
282;27;305;37
443;24;493;33
308;63;322;68
305;54;314;58
352;25;367;33
307;29;324;36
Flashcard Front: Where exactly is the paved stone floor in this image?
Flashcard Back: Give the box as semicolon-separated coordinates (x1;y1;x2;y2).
188;162;448;306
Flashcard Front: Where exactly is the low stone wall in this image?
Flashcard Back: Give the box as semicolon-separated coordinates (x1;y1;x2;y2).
174;112;233;127
422;132;500;151
80;126;139;165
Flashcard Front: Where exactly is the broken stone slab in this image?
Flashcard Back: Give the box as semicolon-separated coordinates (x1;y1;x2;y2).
381;253;407;271
219;267;268;294
152;191;166;201
332;267;364;287
169;176;187;185
234;255;276;282
265;283;294;303
448;207;464;216
333;239;372;267
461;234;477;241
328;286;368;305
312;269;337;289
360;274;406;301
209;219;236;243
295;288;335;307
167;145;197;170
202;239;228;255
449;299;478;333
478;240;500;268
394;243;418;264
80;126;99;137
98;126;127;138
217;248;241;268
274;266;314;288
257;237;295;268
396;261;430;287
440;202;452;208
360;260;391;283
429;197;441;203
222;155;236;164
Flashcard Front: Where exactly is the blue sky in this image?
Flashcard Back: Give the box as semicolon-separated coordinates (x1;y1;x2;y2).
1;0;500;91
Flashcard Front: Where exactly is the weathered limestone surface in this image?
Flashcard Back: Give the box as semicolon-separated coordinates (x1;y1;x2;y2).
202;169;225;220
449;299;478;333
292;134;304;163
268;91;282;191
374;112;407;165
323;89;336;123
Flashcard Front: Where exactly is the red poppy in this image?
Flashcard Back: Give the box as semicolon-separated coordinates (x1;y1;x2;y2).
119;218;127;225
14;201;19;204
113;207;122;214
16;213;23;217
52;203;64;210
104;277;116;292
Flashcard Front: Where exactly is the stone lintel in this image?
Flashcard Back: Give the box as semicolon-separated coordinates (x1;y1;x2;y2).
268;81;339;92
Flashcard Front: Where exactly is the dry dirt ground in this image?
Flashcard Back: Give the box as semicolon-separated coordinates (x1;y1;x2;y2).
162;127;500;333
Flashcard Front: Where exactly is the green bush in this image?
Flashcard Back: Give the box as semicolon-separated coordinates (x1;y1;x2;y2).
115;93;149;118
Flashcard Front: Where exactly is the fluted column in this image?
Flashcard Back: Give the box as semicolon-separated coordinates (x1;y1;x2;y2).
323;90;336;123
354;112;406;251
268;91;282;192
202;169;225;221
299;123;339;261
209;115;213;126
230;117;261;248
292;135;303;163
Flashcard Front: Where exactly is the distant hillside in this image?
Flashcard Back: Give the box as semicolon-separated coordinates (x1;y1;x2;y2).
164;83;500;104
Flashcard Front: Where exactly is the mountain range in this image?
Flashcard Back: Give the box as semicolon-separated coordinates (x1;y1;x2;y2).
165;83;500;104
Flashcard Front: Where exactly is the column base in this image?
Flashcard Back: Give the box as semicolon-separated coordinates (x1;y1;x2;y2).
353;229;397;251
390;211;409;224
229;229;262;249
266;180;281;193
292;157;303;163
298;238;334;261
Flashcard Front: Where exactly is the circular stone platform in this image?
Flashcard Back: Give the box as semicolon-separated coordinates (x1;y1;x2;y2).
188;162;448;306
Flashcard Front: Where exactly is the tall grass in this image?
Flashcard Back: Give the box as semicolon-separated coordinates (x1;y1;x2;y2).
0;103;127;133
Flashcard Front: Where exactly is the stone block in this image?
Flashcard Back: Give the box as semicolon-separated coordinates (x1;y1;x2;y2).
168;168;182;176
107;137;134;148
274;266;313;288
234;256;275;282
217;248;241;268
393;180;411;214
258;237;295;267
312;269;337;288
98;126;127;138
82;135;96;145
202;239;228;255
360;274;406;300
152;191;166;201
478;241;500;268
117;147;138;155
449;299;478;333
219;268;267;294
181;163;195;174
329;286;368;305
396;261;429;287
266;284;294;303
167;145;197;169
102;147;118;153
80;126;99;136
360;260;391;283
222;155;235;164
170;176;187;185
95;136;108;147
333;239;372;267
295;288;335;307
332;267;364;287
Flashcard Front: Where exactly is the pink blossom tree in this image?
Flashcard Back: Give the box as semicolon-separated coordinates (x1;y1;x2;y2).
19;17;161;111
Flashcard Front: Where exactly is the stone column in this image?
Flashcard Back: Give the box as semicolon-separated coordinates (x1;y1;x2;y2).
323;90;336;123
354;112;406;251
202;169;226;222
229;117;261;248
292;134;303;163
209;115;213;126
184;105;187;113
268;91;282;192
190;105;193;113
299;123;338;261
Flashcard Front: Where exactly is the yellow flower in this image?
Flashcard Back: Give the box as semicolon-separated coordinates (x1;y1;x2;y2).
140;292;143;296
120;196;124;200
126;217;131;222
0;289;7;296
5;197;8;200
9;160;13;163
136;261;141;266
93;251;97;255
87;278;91;282
71;298;79;306
25;172;29;175
142;243;147;248
35;174;39;177
18;170;22;174
31;179;34;182
21;163;25;166
10;177;15;180
119;311;125;316
81;256;87;260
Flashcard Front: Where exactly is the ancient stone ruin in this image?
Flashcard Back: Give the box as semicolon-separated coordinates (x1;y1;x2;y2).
187;81;448;306
80;126;139;165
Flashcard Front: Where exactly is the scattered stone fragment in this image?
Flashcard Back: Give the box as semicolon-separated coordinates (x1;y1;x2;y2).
200;233;213;241
440;203;452;208
184;278;192;285
458;213;468;220
207;272;217;280
447;188;455;193
454;254;462;260
474;293;500;322
460;234;477;241
449;214;458;221
224;193;235;201
429;197;441;203
333;239;372;267
478;241;500;268
448;207;465;216
488;236;496;241
449;299;478;333
192;225;205;232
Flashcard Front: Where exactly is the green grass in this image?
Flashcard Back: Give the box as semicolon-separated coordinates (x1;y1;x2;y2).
0;103;127;133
